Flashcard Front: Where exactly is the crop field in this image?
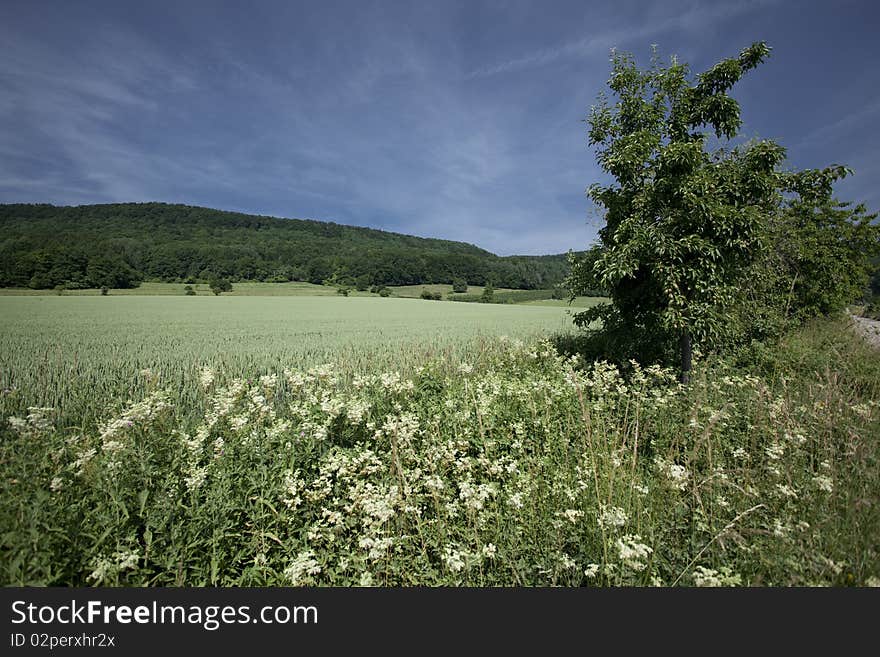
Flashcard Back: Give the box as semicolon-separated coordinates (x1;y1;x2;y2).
0;295;577;426
0;282;367;296
1;296;878;587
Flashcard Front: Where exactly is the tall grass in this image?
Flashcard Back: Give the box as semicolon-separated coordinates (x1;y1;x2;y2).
1;311;877;586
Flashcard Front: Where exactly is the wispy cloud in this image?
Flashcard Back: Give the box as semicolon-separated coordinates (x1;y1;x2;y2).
793;97;880;150
466;0;778;79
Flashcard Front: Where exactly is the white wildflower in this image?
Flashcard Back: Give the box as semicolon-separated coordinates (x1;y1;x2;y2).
508;491;524;510
559;508;584;524
584;564;600;578
654;456;689;491
284;550;322;585
765;442;785;461
441;546;466;573
732;447;750;462
692;566;742;587
198;367;215;389
813;474;833;493
616;534;653;571
598;505;628;530
775;483;798;499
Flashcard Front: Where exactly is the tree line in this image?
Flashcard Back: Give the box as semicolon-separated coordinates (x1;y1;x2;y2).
0;203;573;290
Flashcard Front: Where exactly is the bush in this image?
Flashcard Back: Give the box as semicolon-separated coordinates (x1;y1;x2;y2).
420;288;441;301
184;285;196;296
337;287;350;297
452;278;468;293
378;287;391;297
479;284;494;303
100;286;109;296
209;277;233;296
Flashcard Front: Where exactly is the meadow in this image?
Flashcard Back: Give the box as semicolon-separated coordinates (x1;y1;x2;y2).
0;295;578;428
1;294;878;586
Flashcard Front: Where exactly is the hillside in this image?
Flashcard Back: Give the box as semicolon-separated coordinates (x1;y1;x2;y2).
0;203;573;290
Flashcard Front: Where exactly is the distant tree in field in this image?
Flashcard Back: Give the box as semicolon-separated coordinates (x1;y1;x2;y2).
479;283;494;303
100;286;109;296
184;285;196;296
209;277;233;296
420;288;441;300
337;286;350;297
355;274;371;291
379;287;391;297
452;278;468;293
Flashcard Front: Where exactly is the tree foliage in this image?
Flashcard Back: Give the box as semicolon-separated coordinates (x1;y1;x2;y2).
0;203;572;291
209;277;232;296
568;43;879;377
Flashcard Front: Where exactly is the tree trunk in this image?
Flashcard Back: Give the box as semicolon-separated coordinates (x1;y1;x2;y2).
679;329;692;384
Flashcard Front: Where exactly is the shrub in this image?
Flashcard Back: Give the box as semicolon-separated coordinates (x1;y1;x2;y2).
209;277;233;296
452;278;468;293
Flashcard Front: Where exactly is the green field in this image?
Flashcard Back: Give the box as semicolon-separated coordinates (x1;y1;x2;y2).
0;281;354;296
0;295;579;428
0;282;602;305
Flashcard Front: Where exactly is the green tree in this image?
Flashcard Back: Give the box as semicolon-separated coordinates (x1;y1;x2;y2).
209;277;233;296
774;198;879;318
570;43;802;381
479;283;494;303
452;278;468;293
355;274;371;291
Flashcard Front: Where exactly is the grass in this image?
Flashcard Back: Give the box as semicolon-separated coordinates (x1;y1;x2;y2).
0;282;594;304
388;283;503;299
0;295;877;587
0;295;575;429
0;281;354;296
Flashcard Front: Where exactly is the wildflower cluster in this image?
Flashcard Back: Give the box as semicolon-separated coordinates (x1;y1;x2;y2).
2;329;878;587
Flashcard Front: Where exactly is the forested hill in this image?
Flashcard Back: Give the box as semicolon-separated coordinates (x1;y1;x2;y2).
0;203;573;290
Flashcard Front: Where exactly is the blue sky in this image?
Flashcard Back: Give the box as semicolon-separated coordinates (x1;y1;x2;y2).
1;0;878;255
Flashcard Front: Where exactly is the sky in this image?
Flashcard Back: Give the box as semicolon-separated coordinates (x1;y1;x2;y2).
1;0;878;255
